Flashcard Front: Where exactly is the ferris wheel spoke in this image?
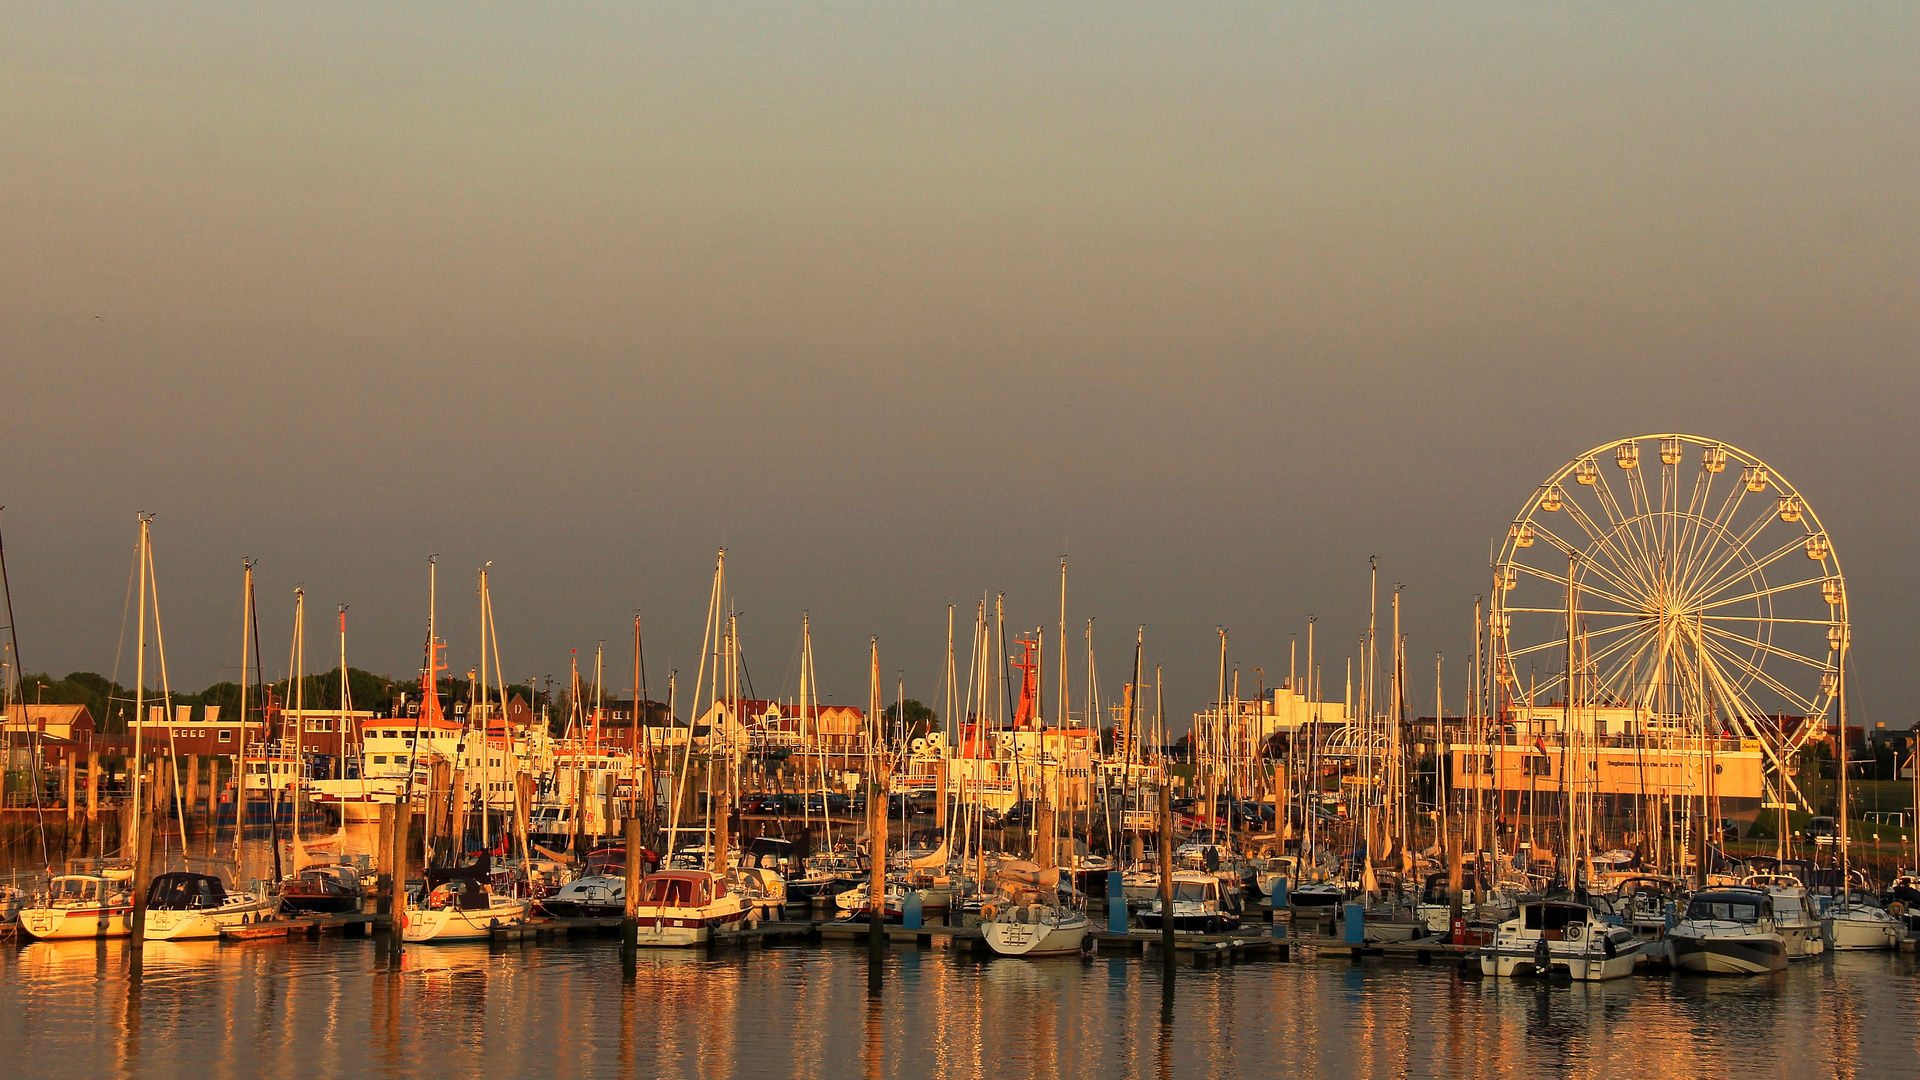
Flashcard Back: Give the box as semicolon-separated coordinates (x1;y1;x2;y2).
1695;621;1830;671
1499;607;1651;621
1696;631;1823;715
1676;498;1780;607
1593;624;1666;703
1502;618;1644;661
1683;531;1810;613
1691;576;1827;613
1699;614;1835;627
1591;468;1665;594
1558;494;1656;595
1511;563;1640;611
1674;483;1763;608
1524;520;1650;604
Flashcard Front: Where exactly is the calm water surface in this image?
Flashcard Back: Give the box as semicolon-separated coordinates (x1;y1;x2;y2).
5;827;1917;1078
4;929;1918;1079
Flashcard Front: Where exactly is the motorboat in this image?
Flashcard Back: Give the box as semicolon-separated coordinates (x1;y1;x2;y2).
1138;871;1242;934
280;864;368;915
1669;887;1788;974
1821;891;1902;951
1480;900;1643;980
538;873;627;918
18;872;134;940
787;850;866;902
1742;874;1823;959
631;870;753;946
401;877;530;943
142;872;279;941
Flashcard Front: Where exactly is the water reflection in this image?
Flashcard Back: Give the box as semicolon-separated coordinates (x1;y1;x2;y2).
2;933;1916;1079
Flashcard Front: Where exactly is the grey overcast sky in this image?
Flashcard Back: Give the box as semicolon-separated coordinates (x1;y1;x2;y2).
2;4;1915;727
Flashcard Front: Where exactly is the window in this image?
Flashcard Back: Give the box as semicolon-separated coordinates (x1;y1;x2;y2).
373;756;387;765
219;730;232;743
1522;756;1552;778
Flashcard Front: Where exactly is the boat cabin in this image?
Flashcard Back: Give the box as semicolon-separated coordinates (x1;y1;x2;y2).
638;871;726;909
1685;889;1773;924
1520;902;1592;940
46;876;121;907
146;872;229;911
424;878;494;911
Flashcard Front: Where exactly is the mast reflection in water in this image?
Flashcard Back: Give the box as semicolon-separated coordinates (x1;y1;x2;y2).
6;932;1919;1078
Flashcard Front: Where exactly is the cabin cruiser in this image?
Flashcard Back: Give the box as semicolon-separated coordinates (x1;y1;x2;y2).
1884;875;1920;935
631;869;753;946
1138;871;1242;934
1821;891;1902;951
538;874;627;918
1480;900;1642;980
1669;887;1788;974
18;872;134;940
401;877;530;942
280;864;368;915
980;861;1088;957
142;872;278;941
1742;874;1823;959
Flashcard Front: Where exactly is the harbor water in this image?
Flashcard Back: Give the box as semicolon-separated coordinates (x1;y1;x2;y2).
4;911;1918;1078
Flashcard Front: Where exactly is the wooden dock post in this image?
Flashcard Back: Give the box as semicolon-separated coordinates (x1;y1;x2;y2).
1158;781;1175;970
621;817;641;965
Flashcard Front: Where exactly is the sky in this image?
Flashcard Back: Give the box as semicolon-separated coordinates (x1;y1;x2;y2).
2;4;1916;729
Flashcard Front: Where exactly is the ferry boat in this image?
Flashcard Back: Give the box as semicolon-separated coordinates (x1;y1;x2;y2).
141;872;278;941
18;872;134;940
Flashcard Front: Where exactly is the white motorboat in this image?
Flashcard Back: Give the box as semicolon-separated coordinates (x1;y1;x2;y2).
1479;900;1642;981
538;873;626;919
18;873;134;941
142;872;279;941
1743;875;1824;959
401;878;530;943
1669;887;1789;974
1822;892;1902;951
1138;871;1242;934
631;870;753;947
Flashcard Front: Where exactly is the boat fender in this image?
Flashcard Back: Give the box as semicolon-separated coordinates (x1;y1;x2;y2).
1532;938;1550;975
1602;934;1616;959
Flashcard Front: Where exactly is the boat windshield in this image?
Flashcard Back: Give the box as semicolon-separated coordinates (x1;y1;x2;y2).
1688;899;1762;922
49;878;100;903
1173;883;1212;903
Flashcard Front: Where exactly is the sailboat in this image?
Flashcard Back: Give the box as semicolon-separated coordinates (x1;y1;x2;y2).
980;860;1088;957
141;871;278;940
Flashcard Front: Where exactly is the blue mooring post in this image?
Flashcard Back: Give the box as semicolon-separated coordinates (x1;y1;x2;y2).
1108;870;1128;934
903;890;924;930
1271;876;1288;911
1344;902;1364;944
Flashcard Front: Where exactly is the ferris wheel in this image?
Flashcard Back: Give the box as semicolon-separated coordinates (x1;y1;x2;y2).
1490;434;1846;767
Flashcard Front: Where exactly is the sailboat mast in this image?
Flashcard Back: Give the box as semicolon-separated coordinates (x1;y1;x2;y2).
130;516;150;944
